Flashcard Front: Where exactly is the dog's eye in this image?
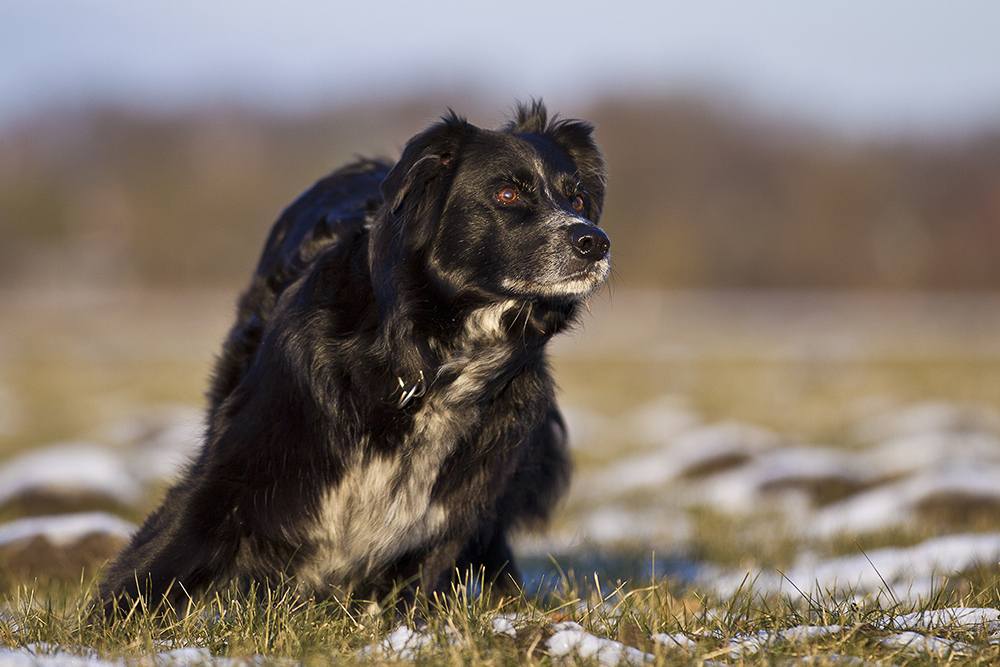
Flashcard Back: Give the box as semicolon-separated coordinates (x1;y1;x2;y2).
571;196;585;213
496;187;519;204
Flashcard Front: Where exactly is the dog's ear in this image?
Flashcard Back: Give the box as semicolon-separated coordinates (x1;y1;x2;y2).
372;111;470;258
369;112;472;379
380;110;470;217
509;100;608;220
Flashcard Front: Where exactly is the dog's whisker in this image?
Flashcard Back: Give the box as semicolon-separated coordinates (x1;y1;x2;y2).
519;301;532;346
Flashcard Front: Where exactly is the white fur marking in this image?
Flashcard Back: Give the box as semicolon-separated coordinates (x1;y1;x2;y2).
304;302;522;591
305;425;454;590
501;257;610;298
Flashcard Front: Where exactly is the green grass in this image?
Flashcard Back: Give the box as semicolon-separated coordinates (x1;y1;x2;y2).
3;570;1000;665
555;355;1000;447
6;289;1000;664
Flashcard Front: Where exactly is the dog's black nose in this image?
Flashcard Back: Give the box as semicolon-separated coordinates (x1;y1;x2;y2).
569;224;611;261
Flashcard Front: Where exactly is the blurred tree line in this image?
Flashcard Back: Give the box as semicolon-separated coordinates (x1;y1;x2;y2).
1;96;999;290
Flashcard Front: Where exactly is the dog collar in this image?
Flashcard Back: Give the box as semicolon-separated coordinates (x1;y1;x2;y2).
396;370;427;408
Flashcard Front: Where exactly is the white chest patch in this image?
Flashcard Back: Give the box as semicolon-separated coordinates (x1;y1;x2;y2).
435;300;525;403
300;301;524;591
304;433;452;590
297;301;530;587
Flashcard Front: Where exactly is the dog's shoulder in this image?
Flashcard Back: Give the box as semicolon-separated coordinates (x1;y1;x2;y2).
255;158;390;286
208;159;389;414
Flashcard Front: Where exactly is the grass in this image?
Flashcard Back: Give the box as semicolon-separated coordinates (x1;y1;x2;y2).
9;290;1000;458
3;568;1000;665
6;288;1000;664
556;355;1000;447
3;356;207;457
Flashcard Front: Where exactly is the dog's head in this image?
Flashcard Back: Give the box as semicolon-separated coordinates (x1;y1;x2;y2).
370;101;610;317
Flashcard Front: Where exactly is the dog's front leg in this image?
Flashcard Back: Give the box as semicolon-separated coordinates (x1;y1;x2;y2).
450;521;521;599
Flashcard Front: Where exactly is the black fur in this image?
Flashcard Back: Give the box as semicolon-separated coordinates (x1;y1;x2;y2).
98;101;610;613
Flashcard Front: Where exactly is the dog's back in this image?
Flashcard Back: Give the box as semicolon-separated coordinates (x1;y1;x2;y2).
99;160;392;611
207;159;391;416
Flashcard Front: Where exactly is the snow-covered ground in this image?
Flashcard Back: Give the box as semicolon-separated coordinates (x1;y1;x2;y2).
0;404;202;515
357;606;1000;664
4;608;997;666
561;398;1000;555
700;532;1000;600
4;290;1000;664
3;397;1000;606
0;513;135;551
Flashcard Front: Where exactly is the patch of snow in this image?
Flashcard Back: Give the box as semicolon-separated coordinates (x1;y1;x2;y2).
721;625;843;658
491;615;517;638
584;452;682;497
576;507;693;544
0;512;136;549
650;632;697;650
807;485;910;539
546;626;653;666
549;621;583;632
573;399;1000;544
103;405;203;482
360;622;510;661
722;631;773;657
687;434;1000;525
702;532;1000;601
690;445;867;515
670;422;783;474
788;655;864;665
809;461;1000;538
890;607;1000;630
654;618;984;661
880;631;974;656
586;421;781;499
862;430;1000;477
754;447;868;487
778;624;843;642
19;645;101;659
0;648;123;667
0;646;280;667
550;621;583;632
561;406;613;452
151;647;216;666
0;443;142;507
855;400;1000;443
358;626;437;661
101;405;201;449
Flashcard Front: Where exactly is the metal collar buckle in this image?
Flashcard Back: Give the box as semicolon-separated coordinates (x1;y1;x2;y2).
396;370;426;408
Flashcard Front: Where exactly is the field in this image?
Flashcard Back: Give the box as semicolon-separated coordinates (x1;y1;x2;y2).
4;287;1000;665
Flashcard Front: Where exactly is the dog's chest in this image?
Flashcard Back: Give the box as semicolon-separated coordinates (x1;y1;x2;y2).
304;305;534;586
307;422;449;573
304;398;504;586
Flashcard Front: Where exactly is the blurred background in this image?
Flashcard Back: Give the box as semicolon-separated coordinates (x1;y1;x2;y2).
4;0;1000;293
3;0;1000;592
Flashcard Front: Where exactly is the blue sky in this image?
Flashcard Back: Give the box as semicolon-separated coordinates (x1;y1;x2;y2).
2;0;999;136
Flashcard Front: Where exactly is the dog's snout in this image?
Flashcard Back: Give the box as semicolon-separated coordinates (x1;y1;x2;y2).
569;224;611;261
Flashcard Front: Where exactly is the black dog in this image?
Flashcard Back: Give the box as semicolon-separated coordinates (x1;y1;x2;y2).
98;101;609;613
